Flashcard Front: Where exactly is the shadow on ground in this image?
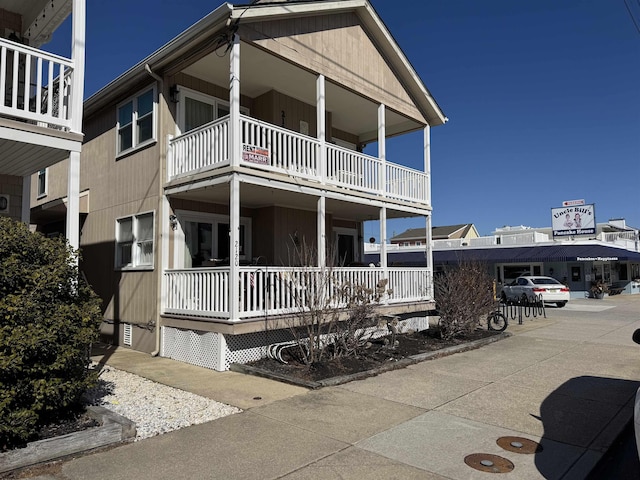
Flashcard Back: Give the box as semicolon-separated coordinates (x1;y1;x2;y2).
534;376;640;478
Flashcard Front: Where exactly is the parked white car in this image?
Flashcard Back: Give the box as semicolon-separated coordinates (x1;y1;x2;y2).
500;276;570;307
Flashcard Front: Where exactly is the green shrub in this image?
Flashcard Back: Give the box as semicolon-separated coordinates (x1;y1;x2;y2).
0;217;102;450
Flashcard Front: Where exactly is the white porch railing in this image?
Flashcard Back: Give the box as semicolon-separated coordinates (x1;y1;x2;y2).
167;117;230;178
167;115;429;203
0;39;74;130
163;266;432;320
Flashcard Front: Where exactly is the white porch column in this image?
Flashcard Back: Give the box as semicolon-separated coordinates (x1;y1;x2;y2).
229;175;240;321
70;0;86;134
21;176;30;224
317;74;326;183
424;124;434;298
66;0;86;255
66;151;80;251
317;194;326;268
378;104;386;195
229;33;241;168
379;206;387;270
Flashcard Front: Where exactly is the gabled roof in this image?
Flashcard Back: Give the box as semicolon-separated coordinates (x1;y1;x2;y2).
84;1;446;127
391;224;477;241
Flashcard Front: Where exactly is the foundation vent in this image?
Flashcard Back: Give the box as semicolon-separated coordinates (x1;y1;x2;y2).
123;323;132;346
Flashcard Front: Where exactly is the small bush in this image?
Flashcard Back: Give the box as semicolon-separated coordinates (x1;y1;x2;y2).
434;261;496;340
0;217;102;450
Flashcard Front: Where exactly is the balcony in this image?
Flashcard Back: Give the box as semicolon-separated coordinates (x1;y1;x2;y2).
163;266;432;320
168;115;429;205
0;39;74;131
0;0;84;178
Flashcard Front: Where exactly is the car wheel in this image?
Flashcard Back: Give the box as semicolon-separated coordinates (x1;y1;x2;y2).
521;293;528;304
556;301;567;308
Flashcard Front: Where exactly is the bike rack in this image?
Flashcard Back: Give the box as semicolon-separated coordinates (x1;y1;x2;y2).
500;294;545;325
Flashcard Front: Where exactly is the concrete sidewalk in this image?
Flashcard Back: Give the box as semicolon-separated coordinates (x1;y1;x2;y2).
28;296;640;479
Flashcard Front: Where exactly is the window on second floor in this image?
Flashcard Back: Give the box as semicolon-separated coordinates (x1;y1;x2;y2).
116;211;154;270
117;87;156;156
37;168;47;198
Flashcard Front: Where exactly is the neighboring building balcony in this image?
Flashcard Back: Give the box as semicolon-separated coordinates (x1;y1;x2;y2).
0;38;74;132
163;266;432;321
0;0;85;181
167;114;429;205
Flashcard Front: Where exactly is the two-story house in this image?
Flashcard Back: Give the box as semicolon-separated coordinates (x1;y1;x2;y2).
30;0;447;371
1;0;85;250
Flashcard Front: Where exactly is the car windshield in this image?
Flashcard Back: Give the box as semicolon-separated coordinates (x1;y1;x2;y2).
532;278;561;285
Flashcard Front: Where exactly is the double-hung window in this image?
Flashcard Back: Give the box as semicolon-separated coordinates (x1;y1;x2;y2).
117;87;156;155
116;212;154;269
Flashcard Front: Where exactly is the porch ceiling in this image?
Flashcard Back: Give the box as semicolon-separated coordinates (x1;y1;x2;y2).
0;119;82;176
181;41;417;143
169;181;418;222
0;138;70;176
1;0;71;48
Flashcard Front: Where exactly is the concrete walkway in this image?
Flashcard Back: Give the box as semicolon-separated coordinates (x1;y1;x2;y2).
27;296;640;479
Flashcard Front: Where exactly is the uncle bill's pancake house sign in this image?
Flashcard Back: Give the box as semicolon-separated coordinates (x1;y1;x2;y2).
551;203;595;237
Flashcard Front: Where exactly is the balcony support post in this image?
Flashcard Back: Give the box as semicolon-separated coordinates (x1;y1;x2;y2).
229;33;241;168
378;103;386;196
424;124;433;297
66;151;80;252
70;0;86;134
379;206;389;303
316;74;326;183
317;193;326;268
229;175;240;321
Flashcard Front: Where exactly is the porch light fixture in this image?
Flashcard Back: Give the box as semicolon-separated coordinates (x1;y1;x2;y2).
169;214;178;230
169;85;179;103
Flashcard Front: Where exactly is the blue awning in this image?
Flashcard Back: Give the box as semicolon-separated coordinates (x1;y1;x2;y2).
365;244;640;266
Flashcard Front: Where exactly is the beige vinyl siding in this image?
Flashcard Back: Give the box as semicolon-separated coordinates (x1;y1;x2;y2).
0;174;23;220
241;12;426;123
75;86;162;349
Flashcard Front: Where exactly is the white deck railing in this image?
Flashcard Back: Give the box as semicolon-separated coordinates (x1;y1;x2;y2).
163;266;432;320
0;39;74;130
168;115;429;203
168;117;230;178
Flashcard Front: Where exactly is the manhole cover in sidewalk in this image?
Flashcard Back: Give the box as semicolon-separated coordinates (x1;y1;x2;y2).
497;436;543;454
464;453;514;473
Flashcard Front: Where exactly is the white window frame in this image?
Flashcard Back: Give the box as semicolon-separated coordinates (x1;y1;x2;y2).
115;211;155;270
173;210;252;268
37;168;48;198
175;86;249;136
116;86;157;157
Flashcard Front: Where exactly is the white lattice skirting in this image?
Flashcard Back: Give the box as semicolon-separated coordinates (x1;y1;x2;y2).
161;315;430;371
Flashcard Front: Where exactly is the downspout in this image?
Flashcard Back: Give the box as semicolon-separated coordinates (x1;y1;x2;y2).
145;63;163;357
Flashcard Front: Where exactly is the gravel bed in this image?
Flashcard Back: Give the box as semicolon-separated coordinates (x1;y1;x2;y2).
84;364;241;440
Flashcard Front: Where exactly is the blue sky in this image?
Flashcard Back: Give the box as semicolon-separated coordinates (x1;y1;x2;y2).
48;1;639;238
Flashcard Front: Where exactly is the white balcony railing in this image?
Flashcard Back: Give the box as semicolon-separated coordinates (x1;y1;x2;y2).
163;266;432;320
168;114;429;204
0;39;74;130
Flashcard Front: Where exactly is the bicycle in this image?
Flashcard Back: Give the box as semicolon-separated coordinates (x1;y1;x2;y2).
486;309;508;332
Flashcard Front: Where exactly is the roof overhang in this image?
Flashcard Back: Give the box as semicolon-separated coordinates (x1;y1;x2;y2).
84;1;446;127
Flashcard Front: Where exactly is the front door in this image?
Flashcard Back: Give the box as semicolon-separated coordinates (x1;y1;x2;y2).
337;233;355;266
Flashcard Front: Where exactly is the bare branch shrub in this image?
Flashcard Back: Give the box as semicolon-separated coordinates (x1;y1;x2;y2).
283;238;387;365
434;261;496;340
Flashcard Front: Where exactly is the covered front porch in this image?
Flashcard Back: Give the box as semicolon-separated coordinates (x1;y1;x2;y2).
161;177;434;323
163;265;432;321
